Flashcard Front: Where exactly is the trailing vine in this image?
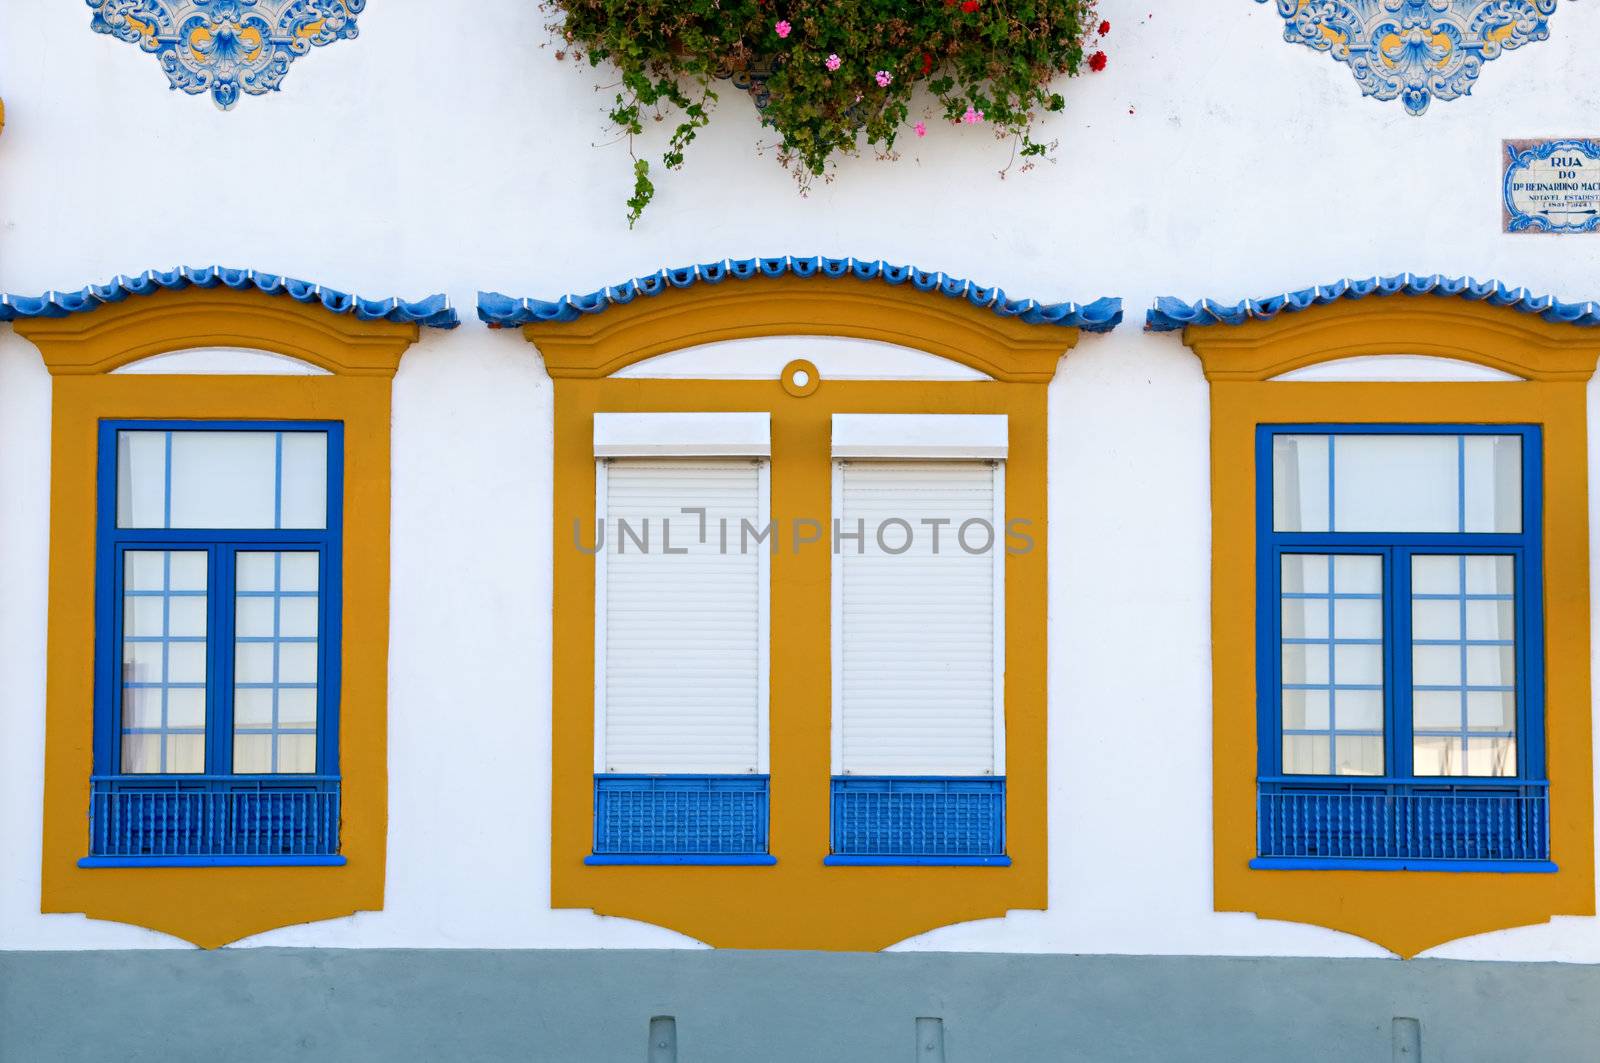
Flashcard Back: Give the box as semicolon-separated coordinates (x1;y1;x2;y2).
547;0;1107;225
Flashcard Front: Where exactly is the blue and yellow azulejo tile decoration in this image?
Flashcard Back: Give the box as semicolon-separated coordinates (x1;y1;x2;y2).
88;0;364;110
1259;0;1562;115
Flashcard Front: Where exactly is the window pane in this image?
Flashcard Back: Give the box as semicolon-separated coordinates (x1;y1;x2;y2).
1412;645;1461;686
279;432;329;529
1272;435;1329;532
115;429;330;530
119;550;207;775
278;688;318;728
1418;737;1518;779
1333;597;1382;639
1282;642;1329;685
1465;555;1515;595
233;551;321;775
1333;435;1458;532
233;734;272;774
167;734;205;774
1333;643;1382;685
276;734;318;774
1283;735;1330;775
1412;555;1460;595
1335;689;1383;730
1274;433;1525;535
121;734;162;774
168;432;277;528
116;431;167;528
1282;689;1329;730
1411;554;1518;777
1467;691;1516;731
1465;737;1517;777
1411;599;1459;640
1334;735;1383;776
1281;597;1328;639
122;687;162;729
1413;690;1460;729
1279;553;1383;776
1462;435;1522;533
234;688;274;728
1280;553;1329;595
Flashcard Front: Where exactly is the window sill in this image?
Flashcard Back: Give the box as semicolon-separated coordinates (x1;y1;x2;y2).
78;855;347;868
584;854;777;866
824;855;1012;867
1250;857;1557;873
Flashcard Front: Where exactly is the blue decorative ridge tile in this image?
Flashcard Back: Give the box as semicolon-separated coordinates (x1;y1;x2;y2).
478;256;1122;333
1146;273;1600;332
0;266;459;328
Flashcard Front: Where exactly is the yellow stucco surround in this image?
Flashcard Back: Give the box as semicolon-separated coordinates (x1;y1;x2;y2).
1184;297;1600;958
523;276;1077;949
17;288;417;948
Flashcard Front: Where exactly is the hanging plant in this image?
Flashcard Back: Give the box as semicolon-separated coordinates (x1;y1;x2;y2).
546;0;1108;225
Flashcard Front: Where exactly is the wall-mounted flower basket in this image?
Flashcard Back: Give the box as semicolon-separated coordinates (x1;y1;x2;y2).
547;0;1107;225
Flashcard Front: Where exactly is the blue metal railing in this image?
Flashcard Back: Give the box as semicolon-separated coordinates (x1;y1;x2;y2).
88;776;341;859
1257;780;1549;863
830;777;1006;858
592;775;770;856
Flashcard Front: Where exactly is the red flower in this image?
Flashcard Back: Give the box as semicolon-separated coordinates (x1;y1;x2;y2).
1088;50;1107;72
1098;19;1110;34
922;52;935;74
960;0;979;10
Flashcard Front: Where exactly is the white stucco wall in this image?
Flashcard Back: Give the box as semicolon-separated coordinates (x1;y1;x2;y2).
4;0;1600;958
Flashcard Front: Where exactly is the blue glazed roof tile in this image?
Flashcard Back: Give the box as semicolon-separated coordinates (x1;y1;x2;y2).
0;266;459;328
1146;273;1600;332
479;256;1122;333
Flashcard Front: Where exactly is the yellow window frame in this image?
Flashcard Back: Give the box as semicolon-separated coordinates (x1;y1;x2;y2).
17;287;416;947
1184;297;1599;957
526;277;1077;949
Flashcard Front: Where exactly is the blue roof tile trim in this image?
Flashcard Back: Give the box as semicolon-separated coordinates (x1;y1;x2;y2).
1147;273;1600;332
0;267;459;328
479;257;1122;333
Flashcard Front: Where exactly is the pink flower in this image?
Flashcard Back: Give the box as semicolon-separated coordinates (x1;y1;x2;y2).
915;121;927;137
774;20;791;38
961;106;984;124
875;69;892;88
825;53;842;71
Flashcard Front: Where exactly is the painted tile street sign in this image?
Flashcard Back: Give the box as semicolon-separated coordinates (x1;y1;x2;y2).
1504;138;1600;234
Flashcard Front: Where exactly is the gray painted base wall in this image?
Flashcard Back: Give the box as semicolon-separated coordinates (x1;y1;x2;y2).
3;949;1598;1062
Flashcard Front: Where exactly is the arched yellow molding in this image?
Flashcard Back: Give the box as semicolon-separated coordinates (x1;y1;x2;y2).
16;288;411;948
520;276;1078;382
530;280;1076;949
14;287;419;376
1180;298;1600;958
1183;299;1600;383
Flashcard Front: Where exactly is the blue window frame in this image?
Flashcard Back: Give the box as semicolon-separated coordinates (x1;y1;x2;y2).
84;420;345;867
1254;424;1552;871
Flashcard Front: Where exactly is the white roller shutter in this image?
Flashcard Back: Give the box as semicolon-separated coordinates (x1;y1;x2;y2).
596;458;768;774
833;460;1004;776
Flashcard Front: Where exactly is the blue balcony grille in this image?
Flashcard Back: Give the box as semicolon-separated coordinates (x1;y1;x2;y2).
1257;782;1549;863
592;775;770;856
88;777;341;859
831;777;1006;858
